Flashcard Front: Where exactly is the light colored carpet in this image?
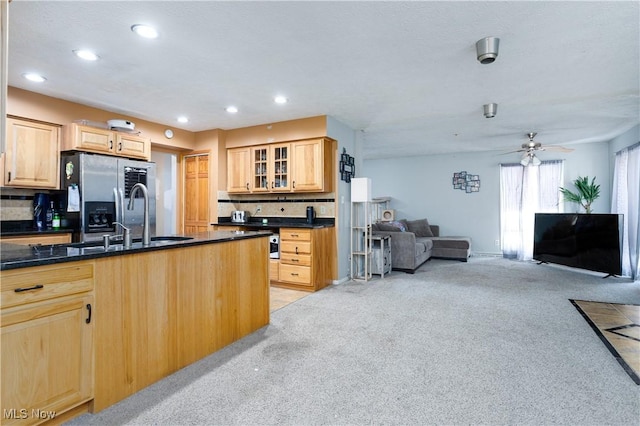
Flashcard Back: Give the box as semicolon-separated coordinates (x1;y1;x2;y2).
67;257;640;425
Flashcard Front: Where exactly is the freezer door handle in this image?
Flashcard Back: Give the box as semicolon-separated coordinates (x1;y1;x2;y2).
114;187;124;223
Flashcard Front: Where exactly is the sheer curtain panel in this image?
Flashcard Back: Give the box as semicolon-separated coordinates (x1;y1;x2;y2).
612;142;640;281
500;160;564;261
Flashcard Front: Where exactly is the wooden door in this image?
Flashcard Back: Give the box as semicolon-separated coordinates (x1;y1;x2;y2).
184;153;210;233
4;117;60;189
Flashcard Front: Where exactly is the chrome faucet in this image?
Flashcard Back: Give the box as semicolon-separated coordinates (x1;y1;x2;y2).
128;183;150;246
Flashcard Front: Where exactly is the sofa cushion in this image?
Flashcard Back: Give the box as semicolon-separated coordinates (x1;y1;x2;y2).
406;218;434;237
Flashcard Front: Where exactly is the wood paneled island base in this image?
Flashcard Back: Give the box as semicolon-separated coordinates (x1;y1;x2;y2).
92;237;269;412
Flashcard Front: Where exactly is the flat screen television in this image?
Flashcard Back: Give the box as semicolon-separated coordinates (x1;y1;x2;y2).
533;213;623;276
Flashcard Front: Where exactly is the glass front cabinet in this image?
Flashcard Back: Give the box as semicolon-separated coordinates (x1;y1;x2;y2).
251;143;290;192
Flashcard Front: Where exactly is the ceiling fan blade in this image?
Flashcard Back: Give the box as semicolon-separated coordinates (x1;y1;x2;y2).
500;148;527;155
543;146;574;152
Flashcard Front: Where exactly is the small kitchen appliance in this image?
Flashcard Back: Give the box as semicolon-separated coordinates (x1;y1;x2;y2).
231;210;250;223
269;235;280;259
306;206;315;224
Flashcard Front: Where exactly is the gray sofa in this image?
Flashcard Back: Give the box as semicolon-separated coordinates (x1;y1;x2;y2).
371;219;471;273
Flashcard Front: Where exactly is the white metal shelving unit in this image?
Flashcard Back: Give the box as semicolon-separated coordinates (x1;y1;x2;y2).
350;200;372;281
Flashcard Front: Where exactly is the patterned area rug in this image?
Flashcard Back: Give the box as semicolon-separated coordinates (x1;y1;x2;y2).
571;299;640;385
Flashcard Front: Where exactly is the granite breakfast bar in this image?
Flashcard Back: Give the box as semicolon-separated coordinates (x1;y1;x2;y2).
1;231;271;425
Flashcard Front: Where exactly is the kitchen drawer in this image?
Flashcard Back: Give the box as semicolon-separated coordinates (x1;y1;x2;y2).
1;263;94;309
280;240;311;255
0;233;72;245
279;253;311;267
280;229;311;241
279;264;311;286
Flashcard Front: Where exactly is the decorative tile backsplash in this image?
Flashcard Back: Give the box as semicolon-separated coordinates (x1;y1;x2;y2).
0;189;39;221
217;191;335;220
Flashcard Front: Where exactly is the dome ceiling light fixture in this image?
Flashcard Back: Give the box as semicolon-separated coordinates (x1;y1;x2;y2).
483;103;498;118
476;36;500;64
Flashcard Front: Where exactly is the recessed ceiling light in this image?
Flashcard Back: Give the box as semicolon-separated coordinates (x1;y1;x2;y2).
225;106;238;113
177;116;189;123
22;73;46;83
274;96;288;104
131;24;158;39
73;50;99;61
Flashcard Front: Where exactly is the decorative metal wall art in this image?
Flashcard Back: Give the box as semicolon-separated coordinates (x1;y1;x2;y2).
453;171;480;193
340;148;355;182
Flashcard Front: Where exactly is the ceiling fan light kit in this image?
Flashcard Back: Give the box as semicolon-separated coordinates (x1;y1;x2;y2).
476;36;500;64
483;103;498;118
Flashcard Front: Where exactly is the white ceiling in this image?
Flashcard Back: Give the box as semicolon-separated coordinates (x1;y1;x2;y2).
7;1;640;159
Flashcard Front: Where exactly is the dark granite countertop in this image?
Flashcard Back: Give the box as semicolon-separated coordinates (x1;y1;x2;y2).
0;230;272;271
215;217;334;229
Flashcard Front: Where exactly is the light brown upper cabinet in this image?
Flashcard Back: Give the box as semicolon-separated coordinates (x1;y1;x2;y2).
227;147;251;193
4;117;61;189
63;123;151;160
227;138;334;194
290;138;333;192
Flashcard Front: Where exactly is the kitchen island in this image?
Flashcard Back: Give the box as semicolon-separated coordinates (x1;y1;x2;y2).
1;231;271;425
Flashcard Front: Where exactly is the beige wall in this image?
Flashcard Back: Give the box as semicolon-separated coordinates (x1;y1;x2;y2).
7;86;196;151
225;116;327;148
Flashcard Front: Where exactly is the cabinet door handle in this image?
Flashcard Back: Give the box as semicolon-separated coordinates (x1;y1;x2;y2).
86;303;92;324
14;284;44;293
118;142;122;151
7;171;11;182
295;247;299;254
293;180;296;189
246;183;249;190
109;140;113;149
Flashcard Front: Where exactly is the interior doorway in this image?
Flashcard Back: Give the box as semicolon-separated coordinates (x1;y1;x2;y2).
151;150;178;235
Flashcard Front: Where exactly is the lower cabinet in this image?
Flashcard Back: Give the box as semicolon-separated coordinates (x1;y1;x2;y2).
0;263;94;426
273;227;336;291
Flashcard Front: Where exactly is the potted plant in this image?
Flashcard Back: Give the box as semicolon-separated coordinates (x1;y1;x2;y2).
559;176;601;214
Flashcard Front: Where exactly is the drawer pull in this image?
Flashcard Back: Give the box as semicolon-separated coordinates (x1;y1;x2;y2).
86;304;92;324
291;258;299;262
14;284;44;293
291;273;299;276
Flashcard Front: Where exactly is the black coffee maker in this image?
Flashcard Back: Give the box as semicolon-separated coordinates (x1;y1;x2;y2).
33;193;50;230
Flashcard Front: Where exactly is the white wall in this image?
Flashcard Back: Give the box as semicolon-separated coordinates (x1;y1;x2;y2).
326;116;357;282
362;141;613;255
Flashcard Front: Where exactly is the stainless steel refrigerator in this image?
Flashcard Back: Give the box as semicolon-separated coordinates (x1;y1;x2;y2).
61;152;156;242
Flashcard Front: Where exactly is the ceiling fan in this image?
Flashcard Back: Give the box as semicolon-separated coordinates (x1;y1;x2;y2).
509;132;574;166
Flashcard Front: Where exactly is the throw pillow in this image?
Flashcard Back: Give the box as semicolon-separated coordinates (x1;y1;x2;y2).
406;218;434;237
377;220;406;232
